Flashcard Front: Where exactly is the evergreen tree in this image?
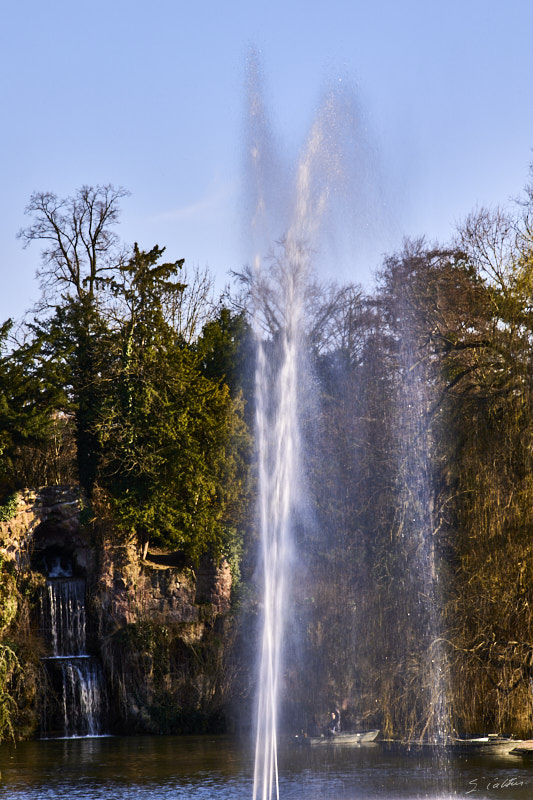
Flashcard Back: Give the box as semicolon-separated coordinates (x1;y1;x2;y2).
0;320;66;492
97;246;250;561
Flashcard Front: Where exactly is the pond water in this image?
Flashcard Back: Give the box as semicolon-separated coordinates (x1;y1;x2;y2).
0;735;532;799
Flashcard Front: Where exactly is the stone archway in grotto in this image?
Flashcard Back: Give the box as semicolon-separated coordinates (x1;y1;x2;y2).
30;517;93;579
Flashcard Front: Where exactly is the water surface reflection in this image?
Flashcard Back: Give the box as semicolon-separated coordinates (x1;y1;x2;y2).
0;736;532;799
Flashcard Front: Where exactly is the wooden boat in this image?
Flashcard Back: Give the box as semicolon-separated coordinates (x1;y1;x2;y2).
294;729;380;746
448;735;522;754
509;740;533;758
380;734;521;755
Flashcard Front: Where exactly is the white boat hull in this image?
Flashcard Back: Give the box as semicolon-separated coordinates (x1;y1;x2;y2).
295;729;380;746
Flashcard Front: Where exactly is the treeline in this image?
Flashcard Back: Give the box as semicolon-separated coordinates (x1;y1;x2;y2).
0;185;253;564
3;176;533;740
289;177;533;738
0;186;257;741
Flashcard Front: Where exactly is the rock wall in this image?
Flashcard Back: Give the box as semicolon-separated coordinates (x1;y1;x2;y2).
0;486;84;568
0;486;235;737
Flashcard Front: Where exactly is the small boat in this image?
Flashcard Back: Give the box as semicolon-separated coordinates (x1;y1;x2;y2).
448;735;521;754
509;740;533;758
380;734;521;755
294;729;380;746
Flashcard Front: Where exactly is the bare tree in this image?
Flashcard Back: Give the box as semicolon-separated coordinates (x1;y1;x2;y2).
18;184;130;303
306;281;366;358
457;206;521;291
164;262;217;343
232;239;366;357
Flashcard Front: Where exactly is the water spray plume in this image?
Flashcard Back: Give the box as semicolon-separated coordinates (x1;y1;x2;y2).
247;57;357;800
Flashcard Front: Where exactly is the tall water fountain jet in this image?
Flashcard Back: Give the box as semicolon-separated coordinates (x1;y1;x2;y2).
252;250;305;800
246;57;360;800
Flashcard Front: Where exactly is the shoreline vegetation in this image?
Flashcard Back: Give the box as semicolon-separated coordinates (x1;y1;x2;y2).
2;179;533;740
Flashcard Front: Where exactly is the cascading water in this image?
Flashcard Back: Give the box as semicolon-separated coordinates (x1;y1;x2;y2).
40;557;105;738
57;657;103;738
42;578;87;657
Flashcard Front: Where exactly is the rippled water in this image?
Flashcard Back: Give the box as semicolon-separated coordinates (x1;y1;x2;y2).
0;736;532;799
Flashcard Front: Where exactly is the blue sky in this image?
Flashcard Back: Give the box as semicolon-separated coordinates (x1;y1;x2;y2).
2;0;533;322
